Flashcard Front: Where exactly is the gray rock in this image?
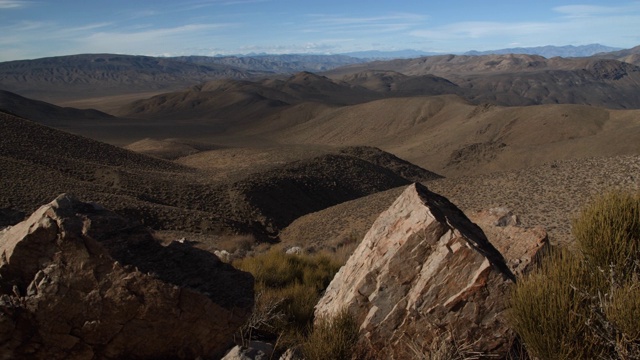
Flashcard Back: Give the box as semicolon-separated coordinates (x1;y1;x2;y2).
0;194;254;359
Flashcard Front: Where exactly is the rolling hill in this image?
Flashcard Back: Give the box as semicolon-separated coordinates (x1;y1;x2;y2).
0;110;436;242
3;48;640;255
260;95;640;176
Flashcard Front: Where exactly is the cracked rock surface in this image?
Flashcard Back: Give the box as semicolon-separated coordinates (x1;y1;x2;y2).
0;194;253;359
315;183;546;357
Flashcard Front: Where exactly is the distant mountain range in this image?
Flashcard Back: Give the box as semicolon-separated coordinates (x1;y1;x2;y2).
339;50;441;59
1;44;638;105
332;44;623;59
463;44;621;58
169;54;365;73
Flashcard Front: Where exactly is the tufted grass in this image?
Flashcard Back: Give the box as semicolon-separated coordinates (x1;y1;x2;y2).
233;249;343;350
301;308;359;360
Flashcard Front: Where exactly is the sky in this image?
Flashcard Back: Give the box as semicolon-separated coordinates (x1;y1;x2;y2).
1;0;639;61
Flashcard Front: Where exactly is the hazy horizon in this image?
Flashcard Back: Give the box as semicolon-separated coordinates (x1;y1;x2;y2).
1;0;639;62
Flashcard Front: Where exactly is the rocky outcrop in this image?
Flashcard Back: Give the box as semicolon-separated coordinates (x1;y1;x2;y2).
469;207;548;276
315;183;545;358
0;194;254;359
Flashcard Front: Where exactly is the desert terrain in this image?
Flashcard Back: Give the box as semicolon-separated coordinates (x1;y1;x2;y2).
1;49;640;250
1;47;640;358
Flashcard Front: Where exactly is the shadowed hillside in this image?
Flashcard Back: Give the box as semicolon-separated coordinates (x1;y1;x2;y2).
0;111;435;241
0;90;114;126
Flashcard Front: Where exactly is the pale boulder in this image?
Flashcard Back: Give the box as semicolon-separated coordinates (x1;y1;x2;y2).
315;183;544;357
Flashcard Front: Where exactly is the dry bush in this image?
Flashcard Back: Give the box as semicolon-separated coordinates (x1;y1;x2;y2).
509;191;640;359
233;249;343;350
573;191;640;284
605;279;640;357
401;329;498;360
301;309;359;360
508;249;605;359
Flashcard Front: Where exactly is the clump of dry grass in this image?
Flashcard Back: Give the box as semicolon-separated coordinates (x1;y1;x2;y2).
301;309;359;360
233;249;343;350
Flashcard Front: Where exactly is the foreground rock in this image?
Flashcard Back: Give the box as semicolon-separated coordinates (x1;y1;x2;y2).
469;207;549;276
315;183;545;358
0;194;254;359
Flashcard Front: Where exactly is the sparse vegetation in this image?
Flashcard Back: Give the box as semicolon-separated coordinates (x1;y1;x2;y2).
301;309;359;360
233;249;343;351
509;191;640;359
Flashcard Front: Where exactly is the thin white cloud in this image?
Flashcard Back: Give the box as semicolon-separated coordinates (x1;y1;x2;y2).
72;23;234;55
0;21;113;45
411;21;556;40
553;3;640;17
303;13;425;35
0;0;31;9
185;0;269;10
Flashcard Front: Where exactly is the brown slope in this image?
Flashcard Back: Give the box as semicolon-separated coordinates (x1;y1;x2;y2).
124;138;222;160
116;72;378;128
260;71;378;105
0;111;232;233
281;155;640;250
0;111;181;172
262;95;640;177
269;95;470;147
0;90;218;147
341;70;462;96
118;85;289;125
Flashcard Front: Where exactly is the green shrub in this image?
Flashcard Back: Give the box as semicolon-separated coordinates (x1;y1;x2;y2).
301;309;359;360
509;191;640;359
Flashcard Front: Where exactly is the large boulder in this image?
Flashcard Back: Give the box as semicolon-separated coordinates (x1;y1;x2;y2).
315;183;545;358
0;194;254;359
469;207;548;276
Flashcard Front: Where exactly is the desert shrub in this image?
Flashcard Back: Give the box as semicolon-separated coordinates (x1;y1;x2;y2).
508;249;605;359
301;308;359;360
233;249;343;348
509;191;640;359
605;280;640;342
573;191;640;283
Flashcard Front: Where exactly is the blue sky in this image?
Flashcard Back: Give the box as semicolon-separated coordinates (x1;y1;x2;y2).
1;0;639;61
